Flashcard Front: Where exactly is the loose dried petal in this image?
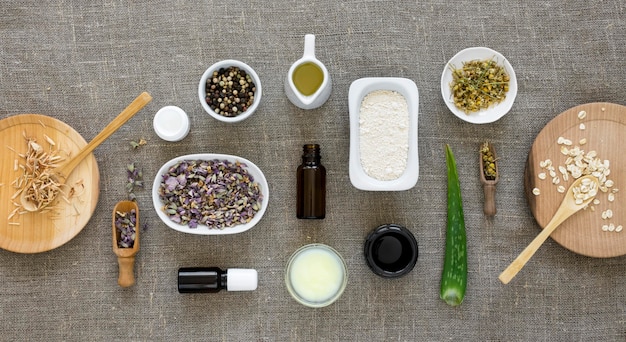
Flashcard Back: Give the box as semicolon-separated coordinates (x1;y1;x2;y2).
115;209;136;248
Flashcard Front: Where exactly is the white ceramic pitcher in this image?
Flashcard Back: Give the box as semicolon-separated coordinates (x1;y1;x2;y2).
285;34;332;110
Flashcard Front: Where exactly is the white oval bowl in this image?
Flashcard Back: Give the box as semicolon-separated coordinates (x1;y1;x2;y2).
198;59;262;123
441;47;517;124
152;153;269;235
348;77;419;191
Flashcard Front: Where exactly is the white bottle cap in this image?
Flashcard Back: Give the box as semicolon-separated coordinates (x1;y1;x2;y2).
226;268;258;291
153;105;190;142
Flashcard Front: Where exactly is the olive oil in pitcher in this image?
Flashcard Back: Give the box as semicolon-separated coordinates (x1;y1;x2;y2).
292;62;324;96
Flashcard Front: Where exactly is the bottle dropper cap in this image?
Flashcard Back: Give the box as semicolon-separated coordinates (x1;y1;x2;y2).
227;269;258;291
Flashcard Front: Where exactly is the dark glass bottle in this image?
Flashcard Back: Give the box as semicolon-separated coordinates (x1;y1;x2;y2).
177;267;257;293
296;144;326;219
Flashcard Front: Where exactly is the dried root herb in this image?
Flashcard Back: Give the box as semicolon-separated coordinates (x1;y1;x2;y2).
9;134;67;218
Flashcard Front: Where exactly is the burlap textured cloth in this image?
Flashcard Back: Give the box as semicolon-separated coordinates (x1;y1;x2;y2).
0;1;625;341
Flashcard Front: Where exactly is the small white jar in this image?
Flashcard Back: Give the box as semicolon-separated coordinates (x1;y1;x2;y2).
153;106;190;142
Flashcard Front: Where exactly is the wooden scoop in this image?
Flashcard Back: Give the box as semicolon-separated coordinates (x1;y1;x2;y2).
20;92;152;211
479;141;499;216
498;175;598;284
112;200;140;287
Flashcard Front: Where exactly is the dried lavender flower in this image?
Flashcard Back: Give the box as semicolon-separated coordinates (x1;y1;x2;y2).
130;138;147;149
157;159;263;229
115;209;136;248
126;162;144;200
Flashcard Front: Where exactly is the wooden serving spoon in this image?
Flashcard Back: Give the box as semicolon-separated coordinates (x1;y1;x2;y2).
499;175;598;284
20;92;152;211
479;142;499;216
112;200;140;287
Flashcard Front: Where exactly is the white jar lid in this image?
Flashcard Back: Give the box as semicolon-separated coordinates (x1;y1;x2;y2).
153;106;190;141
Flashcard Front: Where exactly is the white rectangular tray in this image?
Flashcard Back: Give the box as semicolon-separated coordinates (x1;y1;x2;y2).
348;77;419;191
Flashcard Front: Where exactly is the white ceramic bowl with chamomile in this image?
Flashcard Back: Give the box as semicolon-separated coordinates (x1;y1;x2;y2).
441;47;517;124
198;59;262;123
348;77;419;191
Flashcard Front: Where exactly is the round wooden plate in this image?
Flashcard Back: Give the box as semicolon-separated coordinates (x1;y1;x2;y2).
525;102;626;258
0;114;100;253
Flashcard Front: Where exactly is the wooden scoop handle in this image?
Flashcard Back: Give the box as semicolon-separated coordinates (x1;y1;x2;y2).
483;183;497;216
57;92;152;180
117;256;136;287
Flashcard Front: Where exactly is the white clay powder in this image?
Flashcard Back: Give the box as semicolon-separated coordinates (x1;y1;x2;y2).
359;90;409;180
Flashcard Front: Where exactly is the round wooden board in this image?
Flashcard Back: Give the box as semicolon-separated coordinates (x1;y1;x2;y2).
0;114;100;253
525;102;626;258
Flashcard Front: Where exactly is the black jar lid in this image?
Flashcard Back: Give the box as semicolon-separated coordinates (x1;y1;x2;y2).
364;224;418;278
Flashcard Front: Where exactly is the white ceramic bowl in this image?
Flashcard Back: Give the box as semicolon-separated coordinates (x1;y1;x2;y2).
441;47;517;124
152;153;269;235
348;77;419;191
198;60;262;123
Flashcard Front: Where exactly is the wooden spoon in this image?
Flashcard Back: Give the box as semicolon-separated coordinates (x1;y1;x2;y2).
479;142;499;216
499;175;598;284
112;200;140;287
20;92;152;211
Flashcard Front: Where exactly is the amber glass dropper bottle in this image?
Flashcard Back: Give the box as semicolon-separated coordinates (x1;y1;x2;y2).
296;144;326;219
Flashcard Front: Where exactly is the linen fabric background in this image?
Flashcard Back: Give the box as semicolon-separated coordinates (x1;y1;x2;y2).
1;0;625;341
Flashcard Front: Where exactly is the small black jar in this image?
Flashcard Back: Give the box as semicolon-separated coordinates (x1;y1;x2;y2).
364;224;418;278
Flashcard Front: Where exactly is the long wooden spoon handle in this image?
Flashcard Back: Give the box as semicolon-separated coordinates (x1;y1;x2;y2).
57;92;153;179
498;223;556;284
498;205;577;284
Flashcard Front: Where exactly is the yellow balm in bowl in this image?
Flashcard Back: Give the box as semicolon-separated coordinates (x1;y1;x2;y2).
285;244;347;308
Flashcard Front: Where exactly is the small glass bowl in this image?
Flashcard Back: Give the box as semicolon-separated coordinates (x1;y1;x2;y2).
198;59;262;123
285;243;348;308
